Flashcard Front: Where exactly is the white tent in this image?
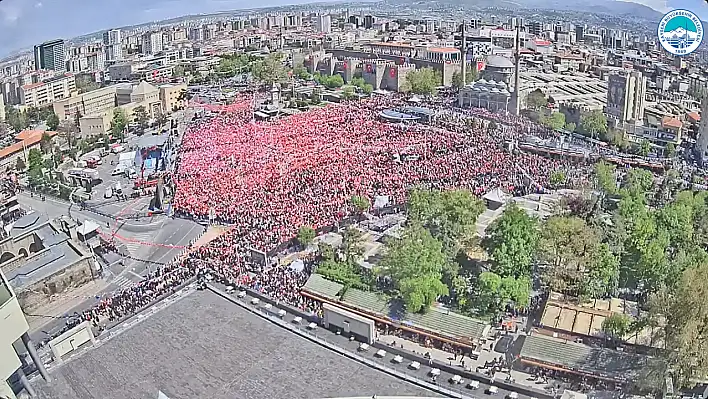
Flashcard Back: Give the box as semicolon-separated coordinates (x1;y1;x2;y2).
482;187;511;210
289;259;305;273
157;391;172;399
77;220;100;236
373;195;390;209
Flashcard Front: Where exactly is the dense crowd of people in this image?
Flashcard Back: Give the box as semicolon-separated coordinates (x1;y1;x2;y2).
56;95;595;345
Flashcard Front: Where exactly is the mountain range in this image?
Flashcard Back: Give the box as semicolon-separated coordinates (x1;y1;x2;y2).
0;0;703;58
665;27;699;39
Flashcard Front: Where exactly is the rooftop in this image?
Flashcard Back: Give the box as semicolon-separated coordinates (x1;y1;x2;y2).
32;289;438;399
303;274;489;344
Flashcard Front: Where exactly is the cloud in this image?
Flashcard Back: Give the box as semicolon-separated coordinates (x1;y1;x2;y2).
35;2;43;8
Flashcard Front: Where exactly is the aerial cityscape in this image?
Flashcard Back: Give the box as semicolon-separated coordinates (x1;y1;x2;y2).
0;0;707;398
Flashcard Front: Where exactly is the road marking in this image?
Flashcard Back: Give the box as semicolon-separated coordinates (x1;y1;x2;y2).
128;270;144;279
111;276;134;289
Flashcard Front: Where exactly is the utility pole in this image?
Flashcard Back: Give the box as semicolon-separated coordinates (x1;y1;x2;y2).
513;23;522;116
460;20;467;86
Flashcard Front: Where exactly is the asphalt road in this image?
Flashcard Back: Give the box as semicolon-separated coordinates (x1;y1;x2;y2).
19;192;203;342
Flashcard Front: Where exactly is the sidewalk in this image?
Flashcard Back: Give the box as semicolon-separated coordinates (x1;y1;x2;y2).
376;333;541;390
26;279;109;333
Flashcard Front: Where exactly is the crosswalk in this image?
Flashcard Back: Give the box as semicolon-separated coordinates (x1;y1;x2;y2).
120;231;157;257
111;276;135;290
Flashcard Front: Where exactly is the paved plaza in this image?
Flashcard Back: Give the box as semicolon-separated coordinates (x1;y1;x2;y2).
31;289;441;399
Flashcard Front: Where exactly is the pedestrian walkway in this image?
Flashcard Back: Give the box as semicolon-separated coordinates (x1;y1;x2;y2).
111;276;135;290
121;231;158;256
376;333;541;390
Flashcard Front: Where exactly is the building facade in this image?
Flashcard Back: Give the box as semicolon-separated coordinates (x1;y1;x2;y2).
34;39;66;72
606;71;646;124
19;74;76;107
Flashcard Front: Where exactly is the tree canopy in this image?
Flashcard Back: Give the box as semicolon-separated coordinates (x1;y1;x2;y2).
408;188;485;258
380;223;449;313
580;110;608;139
402;68;441;96
482;204;539;278
252;52;289;86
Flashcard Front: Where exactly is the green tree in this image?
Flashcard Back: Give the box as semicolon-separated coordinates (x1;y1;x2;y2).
173;65;186;77
665;142;676;157
15;157;25;171
647;263;708;388
297;226;316;247
402;68;441;96
601;313;631;340
341;226;365;266
539;112;566;131
549;170;566;187
351;195;371;213
133;105;149;131
594;160;618;196
342;86;356;100
451;68;479;88
565;122;576;132
482;204;539;278
6;107;29;132
380;223;449;313
408;188;485;258
293;65;310;80
525;89;547;109
27;148;43;171
46;111;59;131
40;132;53;154
361;83;374;95
252;52;289;87
110;108;128;141
580;110;608;139
476;272;531;314
538;216;619;297
639;139;651;157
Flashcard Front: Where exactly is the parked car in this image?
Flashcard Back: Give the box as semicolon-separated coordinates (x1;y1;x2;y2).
104;188;113;198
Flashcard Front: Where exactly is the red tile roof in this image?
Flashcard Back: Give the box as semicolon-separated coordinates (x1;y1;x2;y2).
662;116;683;129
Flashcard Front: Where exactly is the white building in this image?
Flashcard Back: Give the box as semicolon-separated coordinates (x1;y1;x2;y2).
316;14;332;34
606;70;646;124
103;29;122;61
142;32;164;55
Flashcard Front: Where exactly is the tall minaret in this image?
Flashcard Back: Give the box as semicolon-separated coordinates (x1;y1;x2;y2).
513;23;522;115
461;21;467;86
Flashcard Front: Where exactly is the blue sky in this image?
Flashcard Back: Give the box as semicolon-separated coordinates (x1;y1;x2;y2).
1;0;708;58
0;0;319;57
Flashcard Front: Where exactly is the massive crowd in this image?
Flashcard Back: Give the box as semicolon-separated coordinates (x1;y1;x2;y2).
56;95;593;343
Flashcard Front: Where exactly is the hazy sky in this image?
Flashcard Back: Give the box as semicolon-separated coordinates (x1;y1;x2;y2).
0;0;318;56
1;0;708;57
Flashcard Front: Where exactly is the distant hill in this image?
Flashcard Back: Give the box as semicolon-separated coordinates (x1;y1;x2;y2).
393;0;664;21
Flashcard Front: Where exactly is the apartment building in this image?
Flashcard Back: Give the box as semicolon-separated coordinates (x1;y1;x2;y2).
159;83;187;112
606;70;647;124
103;29;123;62
53;85;118;120
0;130;57;170
19;73;76;107
142;31;164;55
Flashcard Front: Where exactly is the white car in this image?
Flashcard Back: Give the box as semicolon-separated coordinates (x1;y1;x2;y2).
111;166;125;176
104;188;113;198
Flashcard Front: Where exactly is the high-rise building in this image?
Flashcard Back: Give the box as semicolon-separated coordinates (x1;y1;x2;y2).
575;25;585;42
141;31;164;55
606;70;647;124
34;39;66;72
103;29;122;61
316;14;332;34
